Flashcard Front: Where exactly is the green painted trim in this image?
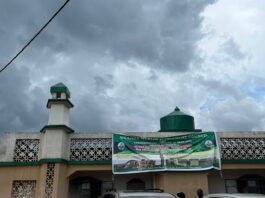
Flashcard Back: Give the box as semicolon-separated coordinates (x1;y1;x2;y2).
0;159;111;167
39;158;68;164
46;99;74;108
68;160;111;165
0;161;39;166
222;159;265;164
40;125;74;133
2;159;265;167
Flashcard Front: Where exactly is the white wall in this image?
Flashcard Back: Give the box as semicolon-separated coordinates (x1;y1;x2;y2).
40;129;69;159
0;133;41;162
48;104;70;126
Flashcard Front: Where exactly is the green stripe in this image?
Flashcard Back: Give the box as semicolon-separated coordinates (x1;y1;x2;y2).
1;159;265;167
39;158;68;164
46;99;74;108
40;125;74;133
0;161;39;166
222;159;265;164
0;159;111;167
68;160;111;165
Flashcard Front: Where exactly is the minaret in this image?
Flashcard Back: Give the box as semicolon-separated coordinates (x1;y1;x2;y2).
47;82;73;127
40;82;74;159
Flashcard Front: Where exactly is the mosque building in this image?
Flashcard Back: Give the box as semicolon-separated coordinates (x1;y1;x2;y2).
0;83;265;198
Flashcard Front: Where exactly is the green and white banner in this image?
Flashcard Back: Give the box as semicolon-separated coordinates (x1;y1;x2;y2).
112;132;221;174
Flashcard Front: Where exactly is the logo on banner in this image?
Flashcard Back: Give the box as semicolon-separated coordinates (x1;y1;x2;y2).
117;142;125;151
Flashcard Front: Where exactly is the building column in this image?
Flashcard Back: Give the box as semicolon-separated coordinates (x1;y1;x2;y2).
37;163;51;198
37;162;69;198
38;83;73;197
52;163;68;198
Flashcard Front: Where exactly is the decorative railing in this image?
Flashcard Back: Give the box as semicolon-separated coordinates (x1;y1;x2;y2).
70;138;112;161
13;139;40;162
11;137;265;163
220;137;265;160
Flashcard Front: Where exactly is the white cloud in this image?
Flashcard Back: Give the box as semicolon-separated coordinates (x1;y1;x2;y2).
192;0;265;131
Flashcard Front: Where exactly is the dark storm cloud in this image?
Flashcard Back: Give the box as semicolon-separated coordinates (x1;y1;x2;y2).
56;0;216;72
94;75;114;94
0;66;47;132
0;0;216;71
71;94;110;132
71;91;159;132
0;0;70;68
0;0;57;132
0;0;217;133
71;91;145;132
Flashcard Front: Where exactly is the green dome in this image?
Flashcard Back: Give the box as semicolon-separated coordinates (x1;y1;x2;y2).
159;106;195;132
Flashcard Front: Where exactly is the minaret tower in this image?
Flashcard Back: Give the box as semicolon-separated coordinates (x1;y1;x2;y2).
40;82;74;159
47;82;73;127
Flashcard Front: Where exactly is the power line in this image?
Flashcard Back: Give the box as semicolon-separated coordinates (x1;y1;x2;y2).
0;0;70;74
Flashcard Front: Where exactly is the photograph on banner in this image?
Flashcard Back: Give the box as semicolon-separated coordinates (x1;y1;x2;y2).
112;132;221;174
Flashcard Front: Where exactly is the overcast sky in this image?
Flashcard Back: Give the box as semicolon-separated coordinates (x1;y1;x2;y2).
1;0;265;133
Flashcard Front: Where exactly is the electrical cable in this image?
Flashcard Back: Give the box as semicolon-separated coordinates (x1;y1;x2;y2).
0;0;70;74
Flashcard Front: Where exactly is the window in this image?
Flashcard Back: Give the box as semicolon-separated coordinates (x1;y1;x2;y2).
56;92;61;98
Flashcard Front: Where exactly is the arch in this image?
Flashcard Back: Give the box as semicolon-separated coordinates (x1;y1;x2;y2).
126;178;146;190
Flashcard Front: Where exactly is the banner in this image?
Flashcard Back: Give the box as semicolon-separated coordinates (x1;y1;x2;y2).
112;132;221;174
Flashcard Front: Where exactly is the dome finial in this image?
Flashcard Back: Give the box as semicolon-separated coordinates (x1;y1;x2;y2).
174;106;180;111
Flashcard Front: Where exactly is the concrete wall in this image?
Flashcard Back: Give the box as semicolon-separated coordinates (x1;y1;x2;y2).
0;166;41;197
208;169;265;194
41;129;69;159
53;163;69;198
155;172;209;198
48;104;70;126
208;171;226;193
114;173;153;191
2;131;265;197
0;164;113;198
3;131;265;163
1;164;265;197
0;133;41;162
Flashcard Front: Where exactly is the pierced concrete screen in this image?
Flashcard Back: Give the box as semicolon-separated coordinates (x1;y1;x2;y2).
45;163;55;198
70;138;112;161
13;139;40;162
11;180;36;198
221;137;265;160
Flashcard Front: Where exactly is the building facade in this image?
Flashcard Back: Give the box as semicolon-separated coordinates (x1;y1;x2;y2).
1;83;265;198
